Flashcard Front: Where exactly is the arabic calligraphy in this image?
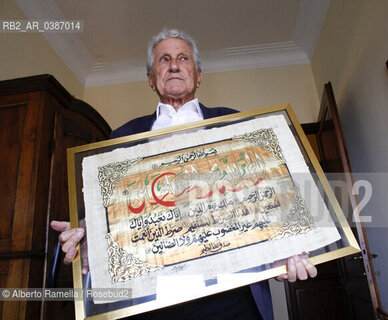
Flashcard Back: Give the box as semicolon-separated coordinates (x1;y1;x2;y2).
116;146;267;216
105;137;295;266
151;147;218;169
112;188;277;231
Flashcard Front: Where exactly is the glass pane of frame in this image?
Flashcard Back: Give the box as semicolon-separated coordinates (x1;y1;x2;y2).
67;104;360;320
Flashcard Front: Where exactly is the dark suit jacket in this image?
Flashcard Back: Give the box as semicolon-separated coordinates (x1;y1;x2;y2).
111;103;274;320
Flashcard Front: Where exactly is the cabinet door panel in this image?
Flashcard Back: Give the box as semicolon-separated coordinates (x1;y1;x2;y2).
0;102;28;246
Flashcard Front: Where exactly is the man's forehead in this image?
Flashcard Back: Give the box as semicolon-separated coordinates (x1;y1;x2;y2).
154;38;193;56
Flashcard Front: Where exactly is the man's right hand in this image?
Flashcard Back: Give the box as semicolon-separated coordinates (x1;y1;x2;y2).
50;220;89;274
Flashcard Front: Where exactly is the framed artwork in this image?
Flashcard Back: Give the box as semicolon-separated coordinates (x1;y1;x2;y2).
67;104;360;319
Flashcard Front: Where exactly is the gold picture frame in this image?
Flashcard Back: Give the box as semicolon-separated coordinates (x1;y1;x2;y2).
67;103;360;320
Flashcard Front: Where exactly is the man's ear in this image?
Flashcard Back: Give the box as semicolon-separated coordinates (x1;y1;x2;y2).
196;70;202;88
147;72;155;91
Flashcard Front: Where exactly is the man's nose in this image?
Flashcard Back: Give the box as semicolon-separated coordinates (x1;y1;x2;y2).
169;58;179;72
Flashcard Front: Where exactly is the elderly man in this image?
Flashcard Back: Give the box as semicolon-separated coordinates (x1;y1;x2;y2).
51;29;317;320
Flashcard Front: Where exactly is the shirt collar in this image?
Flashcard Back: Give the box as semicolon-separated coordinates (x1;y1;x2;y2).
155;98;202;118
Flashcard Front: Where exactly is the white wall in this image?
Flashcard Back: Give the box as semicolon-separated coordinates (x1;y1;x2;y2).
312;0;388;308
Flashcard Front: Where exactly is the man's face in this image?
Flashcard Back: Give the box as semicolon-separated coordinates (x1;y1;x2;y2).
147;38;202;105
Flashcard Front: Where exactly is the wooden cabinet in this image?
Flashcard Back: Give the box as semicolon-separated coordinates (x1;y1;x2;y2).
0;75;111;319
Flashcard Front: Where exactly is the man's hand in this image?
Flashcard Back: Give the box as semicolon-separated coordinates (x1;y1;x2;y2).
275;253;317;282
50;220;89;274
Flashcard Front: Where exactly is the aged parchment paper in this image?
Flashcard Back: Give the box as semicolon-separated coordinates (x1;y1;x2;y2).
82;115;340;302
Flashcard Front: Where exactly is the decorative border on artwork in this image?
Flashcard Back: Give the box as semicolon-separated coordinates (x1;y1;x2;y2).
106;233;163;283
233;128;286;163
269;187;315;241
98;158;142;207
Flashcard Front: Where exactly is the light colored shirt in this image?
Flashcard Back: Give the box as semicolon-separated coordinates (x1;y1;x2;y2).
151;98;203;131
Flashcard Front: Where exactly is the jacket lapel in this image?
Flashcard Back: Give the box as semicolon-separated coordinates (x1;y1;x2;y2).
199;103;212;119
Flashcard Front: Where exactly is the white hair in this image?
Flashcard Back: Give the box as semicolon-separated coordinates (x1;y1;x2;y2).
146;29;201;74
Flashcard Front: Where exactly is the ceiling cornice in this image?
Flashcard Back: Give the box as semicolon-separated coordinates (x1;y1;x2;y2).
294;0;331;58
202;41;309;74
84;41;309;87
14;0;330;87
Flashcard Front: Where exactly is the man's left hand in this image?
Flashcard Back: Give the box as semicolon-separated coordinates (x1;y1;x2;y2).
276;253;317;282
